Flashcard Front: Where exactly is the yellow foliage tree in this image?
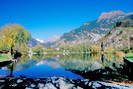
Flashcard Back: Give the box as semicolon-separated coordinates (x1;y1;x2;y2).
0;37;14;51
1;24;30;45
106;46;113;53
0;24;31;55
90;45;101;53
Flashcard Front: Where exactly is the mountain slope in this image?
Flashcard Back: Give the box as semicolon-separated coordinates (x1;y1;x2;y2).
28;38;44;47
97;18;133;49
51;10;133;47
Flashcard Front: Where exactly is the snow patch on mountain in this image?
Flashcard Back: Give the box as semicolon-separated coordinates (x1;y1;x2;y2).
45;35;61;43
36;39;45;43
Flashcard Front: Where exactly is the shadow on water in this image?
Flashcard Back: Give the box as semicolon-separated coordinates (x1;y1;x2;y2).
9;63;14;77
59;53;132;81
0;51;22;77
123;58;133;80
0;61;12;68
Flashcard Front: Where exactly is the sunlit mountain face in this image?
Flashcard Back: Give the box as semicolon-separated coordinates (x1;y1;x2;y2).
28;10;133;48
47;11;133;48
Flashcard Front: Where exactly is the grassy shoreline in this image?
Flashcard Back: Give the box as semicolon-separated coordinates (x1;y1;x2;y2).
0;54;11;62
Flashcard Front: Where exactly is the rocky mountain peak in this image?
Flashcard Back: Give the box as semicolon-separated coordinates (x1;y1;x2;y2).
97;10;125;22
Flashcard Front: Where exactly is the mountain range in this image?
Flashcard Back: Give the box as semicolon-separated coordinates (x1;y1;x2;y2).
30;10;133;49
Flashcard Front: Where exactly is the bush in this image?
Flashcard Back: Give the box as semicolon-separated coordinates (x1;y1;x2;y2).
32;45;45;54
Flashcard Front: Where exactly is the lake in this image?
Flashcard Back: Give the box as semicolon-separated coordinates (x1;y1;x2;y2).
0;53;131;81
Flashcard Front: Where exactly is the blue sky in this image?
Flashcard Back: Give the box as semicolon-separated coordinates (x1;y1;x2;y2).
0;0;132;40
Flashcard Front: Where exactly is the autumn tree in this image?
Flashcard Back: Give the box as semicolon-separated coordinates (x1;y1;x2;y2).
0;24;31;55
90;45;101;53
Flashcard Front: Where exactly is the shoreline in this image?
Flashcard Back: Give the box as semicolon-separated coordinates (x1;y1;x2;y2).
0;77;133;89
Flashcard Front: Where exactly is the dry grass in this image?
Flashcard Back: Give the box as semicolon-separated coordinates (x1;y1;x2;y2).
108;81;133;85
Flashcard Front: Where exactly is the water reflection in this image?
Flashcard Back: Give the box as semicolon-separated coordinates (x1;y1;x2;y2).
59;53;124;71
0;55;84;79
0;53;126;80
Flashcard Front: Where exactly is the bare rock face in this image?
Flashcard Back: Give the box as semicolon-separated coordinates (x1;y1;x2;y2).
97;27;133;49
49;11;133;48
97;10;125;22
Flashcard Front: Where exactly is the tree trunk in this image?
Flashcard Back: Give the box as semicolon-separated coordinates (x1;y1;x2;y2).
11;46;14;56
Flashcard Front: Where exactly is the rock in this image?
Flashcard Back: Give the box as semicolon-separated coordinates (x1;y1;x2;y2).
44;83;57;89
58;79;75;89
84;82;88;85
38;83;44;88
77;86;83;89
92;82;102;88
88;82;92;86
17;79;23;83
0;80;5;82
10;83;17;87
30;84;36;88
0;77;133;89
25;87;33;89
58;78;67;88
92;81;133;89
83;80;89;85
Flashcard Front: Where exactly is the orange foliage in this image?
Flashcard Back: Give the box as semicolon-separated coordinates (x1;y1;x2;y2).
115;51;125;57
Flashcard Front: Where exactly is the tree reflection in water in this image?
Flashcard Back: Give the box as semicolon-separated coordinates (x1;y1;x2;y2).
2;53;131;81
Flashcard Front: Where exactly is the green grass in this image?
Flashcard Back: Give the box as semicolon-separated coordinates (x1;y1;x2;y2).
125;53;133;58
126;57;133;61
125;53;133;61
0;55;10;61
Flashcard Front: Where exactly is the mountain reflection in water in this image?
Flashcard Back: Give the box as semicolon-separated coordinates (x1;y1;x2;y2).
0;53;130;81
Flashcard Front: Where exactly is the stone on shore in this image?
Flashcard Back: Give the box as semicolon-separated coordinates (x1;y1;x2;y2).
0;77;133;89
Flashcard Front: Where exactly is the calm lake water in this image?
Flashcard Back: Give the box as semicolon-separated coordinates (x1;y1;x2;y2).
0;54;128;80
